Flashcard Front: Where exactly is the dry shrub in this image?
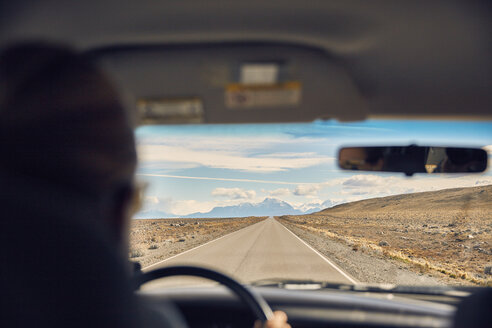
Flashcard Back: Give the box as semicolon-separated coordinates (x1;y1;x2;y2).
129;248;145;258
282;219;492;286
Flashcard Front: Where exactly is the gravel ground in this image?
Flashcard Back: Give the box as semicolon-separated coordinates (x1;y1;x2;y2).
281;221;466;286
133;230;227;269
130;217;266;268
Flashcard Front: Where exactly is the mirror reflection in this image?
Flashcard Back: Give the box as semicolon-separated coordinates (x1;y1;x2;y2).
338;146;488;176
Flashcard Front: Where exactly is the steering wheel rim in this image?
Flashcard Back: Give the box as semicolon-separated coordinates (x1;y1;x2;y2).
133;265;274;323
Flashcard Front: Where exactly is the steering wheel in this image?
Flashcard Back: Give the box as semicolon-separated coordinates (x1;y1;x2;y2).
133;265;274;324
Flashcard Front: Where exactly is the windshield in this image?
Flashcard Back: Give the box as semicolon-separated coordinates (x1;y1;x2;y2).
130;120;492;288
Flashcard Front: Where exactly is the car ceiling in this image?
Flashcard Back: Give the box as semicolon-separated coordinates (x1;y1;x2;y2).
1;0;491;124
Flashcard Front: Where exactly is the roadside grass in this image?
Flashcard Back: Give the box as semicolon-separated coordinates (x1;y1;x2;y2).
281;220;492;287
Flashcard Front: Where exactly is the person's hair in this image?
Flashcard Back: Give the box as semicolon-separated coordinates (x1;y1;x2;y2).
0;42;137;200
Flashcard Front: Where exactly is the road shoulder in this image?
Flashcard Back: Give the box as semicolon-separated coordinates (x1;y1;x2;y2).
130;217;267;268
278;219;447;286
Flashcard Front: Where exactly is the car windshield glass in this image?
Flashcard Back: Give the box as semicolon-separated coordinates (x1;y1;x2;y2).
130;120;492;288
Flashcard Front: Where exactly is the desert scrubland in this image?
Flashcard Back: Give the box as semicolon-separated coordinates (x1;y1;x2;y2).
129;216;266;268
277;185;492;286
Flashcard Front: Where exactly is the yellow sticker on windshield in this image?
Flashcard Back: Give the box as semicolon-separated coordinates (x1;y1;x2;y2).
225;81;302;109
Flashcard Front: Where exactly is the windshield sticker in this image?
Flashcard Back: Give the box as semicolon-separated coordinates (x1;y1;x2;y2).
225;82;301;109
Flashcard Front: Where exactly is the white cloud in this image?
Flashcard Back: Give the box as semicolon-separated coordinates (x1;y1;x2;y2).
294;184;322;196
139;196;174;214
290;199;337;212
292;200;322;212
145;196;159;204
138;144;333;173
137;173;306;185
335;174;492;198
211;187;256;200
138;195;231;216
136;135;334;173
341;175;386;188
258;152;319;158
264;188;291;196
136;173;492;217
170;199;217;216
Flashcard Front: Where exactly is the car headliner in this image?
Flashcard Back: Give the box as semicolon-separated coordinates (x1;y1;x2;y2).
1;0;491;123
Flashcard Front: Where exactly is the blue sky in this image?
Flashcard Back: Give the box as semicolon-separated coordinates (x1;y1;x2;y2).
134;120;492;217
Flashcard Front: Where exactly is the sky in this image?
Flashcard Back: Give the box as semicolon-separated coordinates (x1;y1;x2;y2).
134;120;492;218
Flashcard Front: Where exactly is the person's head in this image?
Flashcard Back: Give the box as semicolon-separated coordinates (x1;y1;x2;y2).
0;41;137;246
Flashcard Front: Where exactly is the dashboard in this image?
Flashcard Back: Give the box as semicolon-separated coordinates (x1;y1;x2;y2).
138;286;456;328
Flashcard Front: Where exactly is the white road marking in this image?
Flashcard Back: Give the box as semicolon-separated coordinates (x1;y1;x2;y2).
277;220;358;284
142;219;266;271
143;217;358;285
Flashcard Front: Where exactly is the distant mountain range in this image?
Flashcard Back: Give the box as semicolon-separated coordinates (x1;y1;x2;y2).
135;198;335;219
182;198;302;218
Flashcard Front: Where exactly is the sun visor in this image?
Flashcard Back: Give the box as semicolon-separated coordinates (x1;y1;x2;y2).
97;44;368;124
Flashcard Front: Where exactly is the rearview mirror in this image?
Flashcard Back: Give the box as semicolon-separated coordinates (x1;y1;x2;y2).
338;146;488;176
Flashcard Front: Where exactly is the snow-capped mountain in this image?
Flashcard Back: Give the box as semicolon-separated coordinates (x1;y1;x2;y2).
183;198;304;218
134;198;337;219
299;200;335;214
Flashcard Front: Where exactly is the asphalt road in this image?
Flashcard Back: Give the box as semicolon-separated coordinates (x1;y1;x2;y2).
142;217;356;288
